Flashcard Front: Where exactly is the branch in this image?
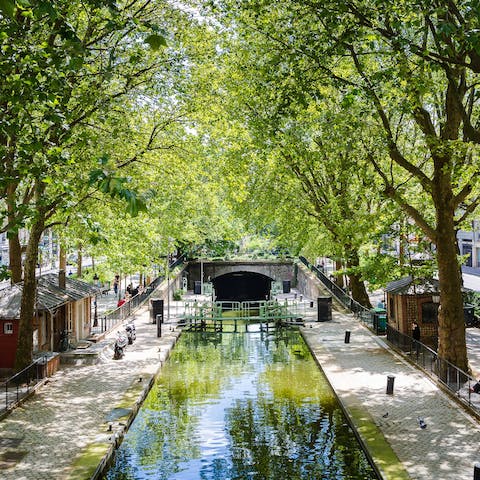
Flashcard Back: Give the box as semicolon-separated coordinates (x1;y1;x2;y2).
348;44;433;191
455;195;480;226
363;146;437;242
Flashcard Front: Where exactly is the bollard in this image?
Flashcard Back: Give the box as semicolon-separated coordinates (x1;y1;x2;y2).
386;375;395;395
474;462;480;480
156;314;162;338
344;331;351;343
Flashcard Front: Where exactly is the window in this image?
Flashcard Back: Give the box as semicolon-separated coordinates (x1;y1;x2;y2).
389;298;395;319
421;302;438;324
3;322;13;334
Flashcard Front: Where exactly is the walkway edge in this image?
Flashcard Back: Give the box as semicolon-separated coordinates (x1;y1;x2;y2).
64;330;182;480
301;328;412;480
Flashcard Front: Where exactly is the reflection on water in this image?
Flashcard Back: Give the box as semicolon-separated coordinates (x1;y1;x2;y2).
104;328;378;480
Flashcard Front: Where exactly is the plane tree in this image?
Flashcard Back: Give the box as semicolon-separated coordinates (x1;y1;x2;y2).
0;0;189;369
207;0;480;371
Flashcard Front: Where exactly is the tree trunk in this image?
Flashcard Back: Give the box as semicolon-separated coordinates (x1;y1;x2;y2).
59;244;67;271
435;207;468;371
345;247;372;308
7;185;22;284
76;244;82;278
14;215;45;371
8;233;22;284
334;259;344;288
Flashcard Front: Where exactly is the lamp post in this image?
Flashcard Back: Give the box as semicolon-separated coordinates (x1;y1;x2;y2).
167;237;173;322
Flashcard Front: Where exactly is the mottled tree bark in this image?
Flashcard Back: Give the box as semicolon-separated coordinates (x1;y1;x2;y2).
346;247;372;308
14;214;45;371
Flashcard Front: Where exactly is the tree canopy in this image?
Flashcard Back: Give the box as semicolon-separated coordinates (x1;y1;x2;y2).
3;0;480;371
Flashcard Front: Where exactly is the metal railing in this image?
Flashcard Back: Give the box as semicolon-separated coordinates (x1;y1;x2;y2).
298;256;386;332
299;256;480;413
91;256;185;336
181;299;314;323
386;325;480;413
1;355;48;414
299;256;352;308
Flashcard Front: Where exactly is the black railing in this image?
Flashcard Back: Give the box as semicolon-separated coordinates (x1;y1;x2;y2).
1;356;48;414
299;256;352;307
300;256;480;414
91;256;185;336
386;325;480;413
299;256;383;331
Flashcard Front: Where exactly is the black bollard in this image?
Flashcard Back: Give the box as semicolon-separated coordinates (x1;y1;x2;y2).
156;314;162;337
386;375;395;395
474;462;480;480
344;331;351;343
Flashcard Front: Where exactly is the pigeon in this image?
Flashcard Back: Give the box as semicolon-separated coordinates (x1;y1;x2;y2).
417;417;427;429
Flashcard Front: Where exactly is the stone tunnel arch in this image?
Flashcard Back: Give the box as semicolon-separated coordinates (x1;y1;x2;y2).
212;271;273;302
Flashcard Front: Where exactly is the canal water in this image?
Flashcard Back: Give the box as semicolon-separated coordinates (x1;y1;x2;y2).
103;327;378;480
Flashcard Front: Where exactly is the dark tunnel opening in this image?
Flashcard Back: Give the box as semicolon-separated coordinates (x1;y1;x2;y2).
212;272;272;302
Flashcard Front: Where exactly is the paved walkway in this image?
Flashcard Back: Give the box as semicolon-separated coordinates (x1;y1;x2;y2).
302;315;480;480
0;301;182;480
1;291;480;479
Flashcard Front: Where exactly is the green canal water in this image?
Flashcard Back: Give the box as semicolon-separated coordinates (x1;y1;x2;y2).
104;327;378;480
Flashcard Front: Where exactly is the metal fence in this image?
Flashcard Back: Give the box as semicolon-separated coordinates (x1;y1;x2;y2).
1;355;48;414
299;256;480;413
91;256;185;336
386;325;480;412
299;256;383;331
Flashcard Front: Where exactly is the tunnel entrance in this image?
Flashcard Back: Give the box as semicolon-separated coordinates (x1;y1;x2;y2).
212;271;272;302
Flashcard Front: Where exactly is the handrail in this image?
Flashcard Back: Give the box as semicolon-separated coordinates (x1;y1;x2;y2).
91;256;186;336
1;355;48;415
386;324;479;414
298;256;371;313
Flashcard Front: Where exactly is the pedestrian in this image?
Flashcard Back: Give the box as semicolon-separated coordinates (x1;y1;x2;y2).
470;381;480;394
412;321;421;355
113;274;119;295
412;321;421;341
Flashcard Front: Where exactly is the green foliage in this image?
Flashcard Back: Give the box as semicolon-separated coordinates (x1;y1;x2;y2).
173;289;183;301
359;254;402;290
0;264;11;281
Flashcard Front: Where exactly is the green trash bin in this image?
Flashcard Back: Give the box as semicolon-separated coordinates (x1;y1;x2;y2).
371;307;387;335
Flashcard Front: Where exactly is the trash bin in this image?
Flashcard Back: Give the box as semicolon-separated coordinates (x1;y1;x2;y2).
151;299;164;324
282;280;291;294
194;281;202;294
372;307;387;334
317;296;332;322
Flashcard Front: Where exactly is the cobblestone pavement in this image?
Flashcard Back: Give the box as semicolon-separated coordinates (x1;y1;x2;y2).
0;303;181;480
2;291;480;480
302;313;480;480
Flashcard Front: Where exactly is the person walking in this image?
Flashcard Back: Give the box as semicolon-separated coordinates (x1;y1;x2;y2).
113;274;120;296
412;321;421;355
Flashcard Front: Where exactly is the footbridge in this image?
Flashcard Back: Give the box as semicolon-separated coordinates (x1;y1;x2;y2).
178;299;314;332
